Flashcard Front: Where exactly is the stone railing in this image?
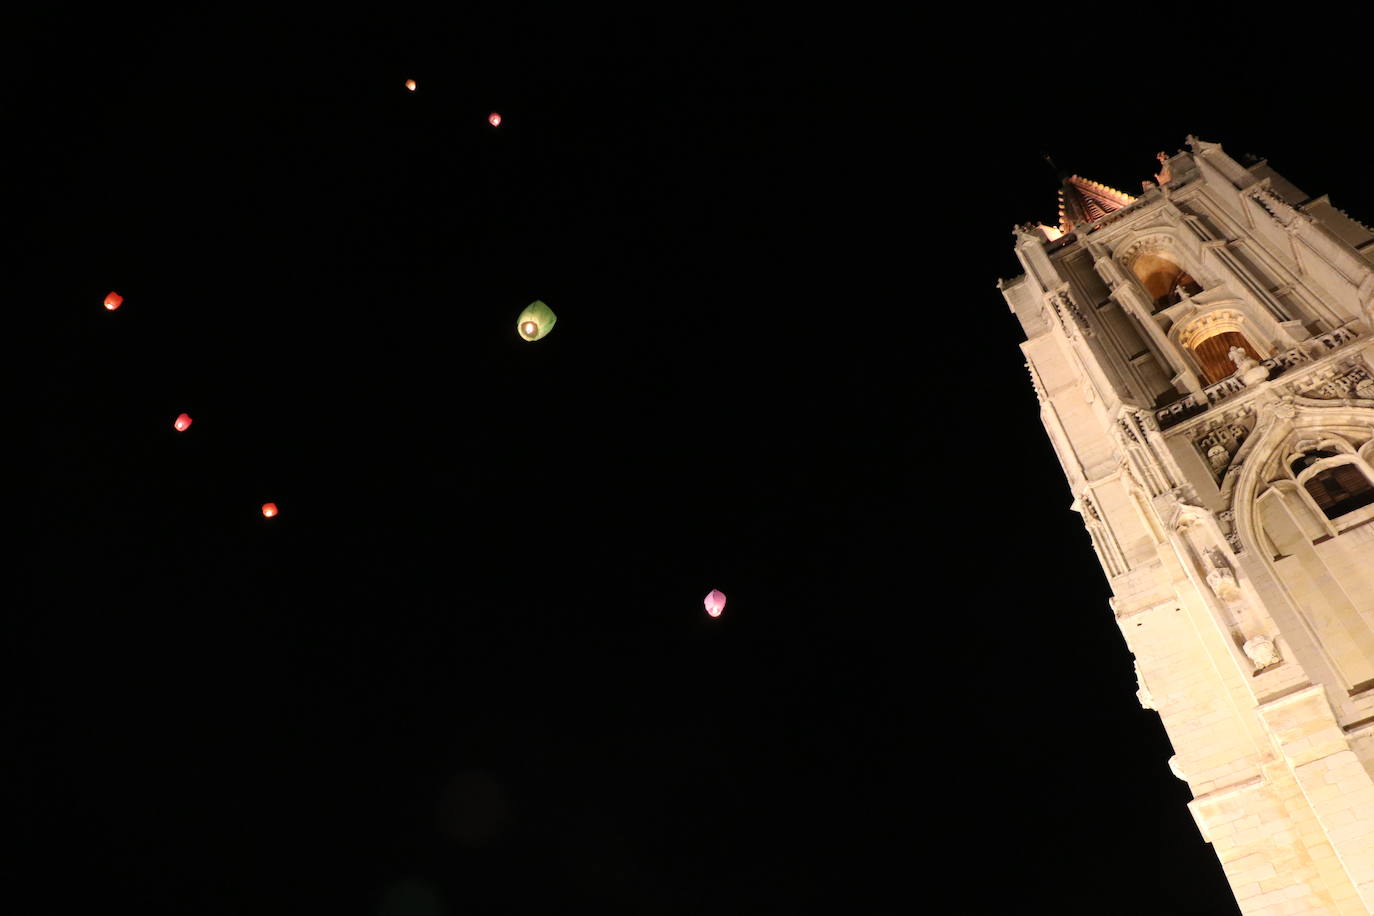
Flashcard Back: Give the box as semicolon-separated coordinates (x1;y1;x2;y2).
1155;347;1311;429
1152;324;1363;429
1310;324;1361;353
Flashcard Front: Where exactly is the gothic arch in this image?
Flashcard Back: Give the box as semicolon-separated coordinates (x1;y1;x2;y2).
1114;232;1209;310
1229;401;1374;695
1227;401;1374;550
1169;305;1273;385
1283;435;1358;471
1113;230;1197;272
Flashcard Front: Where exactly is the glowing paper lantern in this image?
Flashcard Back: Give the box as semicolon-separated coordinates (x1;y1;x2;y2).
516;300;556;341
405;79;417;91
174;413;193;432
104;291;123;311
261;503;278;518
488;112;501;127
704;589;726;618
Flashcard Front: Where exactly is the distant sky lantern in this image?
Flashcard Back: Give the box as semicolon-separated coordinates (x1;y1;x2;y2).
704;589;726;618
104;291;123;311
488;111;501;127
405;79;417;91
261;502;278;518
174;413;193;432
516;300;556;341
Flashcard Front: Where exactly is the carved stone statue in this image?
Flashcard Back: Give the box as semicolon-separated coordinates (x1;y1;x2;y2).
1206;444;1230;472
1229;346;1271;386
1154;151;1173;186
1205;548;1243;604
1243;635;1281;671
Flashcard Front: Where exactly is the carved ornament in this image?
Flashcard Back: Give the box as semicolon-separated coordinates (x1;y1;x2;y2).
1242;635;1281;671
1204;548;1242;604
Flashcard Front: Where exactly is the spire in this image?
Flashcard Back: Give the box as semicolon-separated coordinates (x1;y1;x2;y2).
1057;175;1136;234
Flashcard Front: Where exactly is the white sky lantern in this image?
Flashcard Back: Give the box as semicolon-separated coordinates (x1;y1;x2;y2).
704;589;726;618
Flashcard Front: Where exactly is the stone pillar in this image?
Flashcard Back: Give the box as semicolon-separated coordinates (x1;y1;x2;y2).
1257;685;1374;912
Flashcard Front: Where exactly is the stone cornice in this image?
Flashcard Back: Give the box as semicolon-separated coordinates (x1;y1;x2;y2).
1154;327;1368;432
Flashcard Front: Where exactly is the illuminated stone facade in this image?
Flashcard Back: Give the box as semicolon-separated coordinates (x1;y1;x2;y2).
999;137;1374;914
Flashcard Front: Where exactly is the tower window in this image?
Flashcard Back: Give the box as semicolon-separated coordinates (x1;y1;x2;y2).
1189;330;1262;386
1132;252;1203;311
1290;450;1340;476
1301;462;1374;519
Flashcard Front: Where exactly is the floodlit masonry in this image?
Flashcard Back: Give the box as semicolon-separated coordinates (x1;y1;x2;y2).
998;136;1374;915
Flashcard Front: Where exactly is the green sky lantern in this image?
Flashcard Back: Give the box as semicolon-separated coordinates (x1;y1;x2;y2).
516;300;557;342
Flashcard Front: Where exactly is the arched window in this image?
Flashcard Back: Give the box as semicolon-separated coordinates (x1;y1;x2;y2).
1290;450;1340;476
1132;252;1202;311
1189;329;1263;386
1251;432;1374;701
1299;460;1374;520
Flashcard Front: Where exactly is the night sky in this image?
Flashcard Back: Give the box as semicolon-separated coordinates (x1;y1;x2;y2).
18;10;1374;915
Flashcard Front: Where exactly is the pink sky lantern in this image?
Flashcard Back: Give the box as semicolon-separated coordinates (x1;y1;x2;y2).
104;291;123;311
704;589;726;618
405;78;417;91
261;502;278;518
488;111;501;127
174;413;193;432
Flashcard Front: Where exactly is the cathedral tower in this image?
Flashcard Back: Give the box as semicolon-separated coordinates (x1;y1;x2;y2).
999;137;1374;914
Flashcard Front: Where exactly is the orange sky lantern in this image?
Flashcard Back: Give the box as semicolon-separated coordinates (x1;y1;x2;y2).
104;291;123;311
174;413;193;432
488;112;501;127
405;79;417;91
261;503;278;518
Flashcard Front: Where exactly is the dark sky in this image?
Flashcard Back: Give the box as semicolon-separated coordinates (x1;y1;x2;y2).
17;9;1374;915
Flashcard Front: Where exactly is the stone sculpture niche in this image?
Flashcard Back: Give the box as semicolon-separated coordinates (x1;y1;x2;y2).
1204;548;1243;604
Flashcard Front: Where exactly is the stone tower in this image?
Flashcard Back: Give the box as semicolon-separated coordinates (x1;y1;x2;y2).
998;136;1374;914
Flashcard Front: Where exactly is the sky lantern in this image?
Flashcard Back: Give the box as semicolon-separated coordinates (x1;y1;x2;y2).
174;413;193;432
516;300;556;341
104;291;123;311
405;79;417;91
261;502;278;518
488;111;501;127
704;589;726;618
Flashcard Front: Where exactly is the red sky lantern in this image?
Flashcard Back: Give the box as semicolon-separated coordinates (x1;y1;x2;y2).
261;503;278;518
174;413;193;432
405;79;417;91
704;589;726;618
104;291;123;311
488;112;501;127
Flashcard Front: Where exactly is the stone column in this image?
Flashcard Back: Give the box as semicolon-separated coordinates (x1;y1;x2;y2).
1257;685;1374;912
